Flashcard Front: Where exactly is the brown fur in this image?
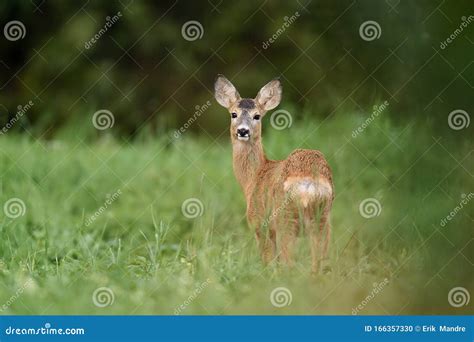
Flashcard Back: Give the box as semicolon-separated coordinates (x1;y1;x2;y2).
215;75;334;272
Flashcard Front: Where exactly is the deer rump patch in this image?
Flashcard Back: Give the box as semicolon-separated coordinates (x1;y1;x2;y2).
283;176;333;208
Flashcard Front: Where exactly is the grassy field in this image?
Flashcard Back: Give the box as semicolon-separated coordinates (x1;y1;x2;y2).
0;111;472;315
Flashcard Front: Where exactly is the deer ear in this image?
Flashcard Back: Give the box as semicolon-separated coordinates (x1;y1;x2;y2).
214;75;240;108
255;78;282;111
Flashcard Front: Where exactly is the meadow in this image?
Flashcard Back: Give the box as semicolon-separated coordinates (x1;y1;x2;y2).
0;110;472;315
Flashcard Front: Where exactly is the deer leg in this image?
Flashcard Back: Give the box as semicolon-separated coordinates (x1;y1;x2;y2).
279;216;298;267
305;208;320;274
320;205;331;261
307;202;331;274
255;228;276;265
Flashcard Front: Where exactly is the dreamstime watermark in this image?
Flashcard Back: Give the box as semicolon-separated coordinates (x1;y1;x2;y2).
92;109;115;130
174;279;211;315
181;198;204;219
92;287;115;307
352;278;389;315
448;109;470;130
3;20;26;41
84;11;122;49
5;323;85;336
262;189;298;228
440;16;474;50
3;198;26;219
85;189;122;227
440;193;473;227
181;20;204;41
270;287;292;307
1;100;34;135
352;101;389;138
270;109;292;130
262;11;300;49
173;100;212;139
448;287;470;308
359;20;381;41
359;198;382;218
0;279;34;312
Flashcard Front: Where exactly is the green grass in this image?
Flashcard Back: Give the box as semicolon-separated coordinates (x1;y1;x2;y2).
0;112;472;315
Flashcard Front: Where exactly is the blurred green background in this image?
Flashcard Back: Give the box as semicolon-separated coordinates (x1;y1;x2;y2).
0;1;472;315
0;0;472;137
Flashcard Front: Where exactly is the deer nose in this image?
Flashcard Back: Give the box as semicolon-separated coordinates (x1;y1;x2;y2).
237;128;250;137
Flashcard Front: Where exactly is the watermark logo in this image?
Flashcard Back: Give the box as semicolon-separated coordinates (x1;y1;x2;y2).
173;100;212;139
448;109;470;130
448;287;470;308
440;193;473;227
270;287;292;307
352;101;389;138
92;109;115;130
359;198;381;218
5;322;85;335
440;16;474;50
262;11;300;49
3;198;26;219
359;21;381;41
181;21;204;41
0;100;34;135
181;198;204;219
92;287;115;307
3;21;26;41
174;279;211;315
85;189;122;227
84;11;122;49
262;189;298;227
270;109;292;130
352;278;389;314
0;279;34;312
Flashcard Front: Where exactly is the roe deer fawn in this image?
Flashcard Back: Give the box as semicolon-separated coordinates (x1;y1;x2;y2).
214;75;334;273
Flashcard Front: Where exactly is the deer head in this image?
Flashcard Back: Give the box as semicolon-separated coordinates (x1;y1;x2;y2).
214;75;282;143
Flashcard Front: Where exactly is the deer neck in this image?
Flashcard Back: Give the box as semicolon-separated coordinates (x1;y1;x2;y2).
232;138;266;196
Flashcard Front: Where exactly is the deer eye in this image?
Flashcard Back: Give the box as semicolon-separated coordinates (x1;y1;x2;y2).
231;113;237;119
253;115;261;120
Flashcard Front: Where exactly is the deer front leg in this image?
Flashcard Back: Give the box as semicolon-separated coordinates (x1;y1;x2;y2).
249;204;277;265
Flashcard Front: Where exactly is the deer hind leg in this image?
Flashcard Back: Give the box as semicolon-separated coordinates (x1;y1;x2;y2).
306;201;331;274
255;227;276;265
278;214;299;267
320;204;331;261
